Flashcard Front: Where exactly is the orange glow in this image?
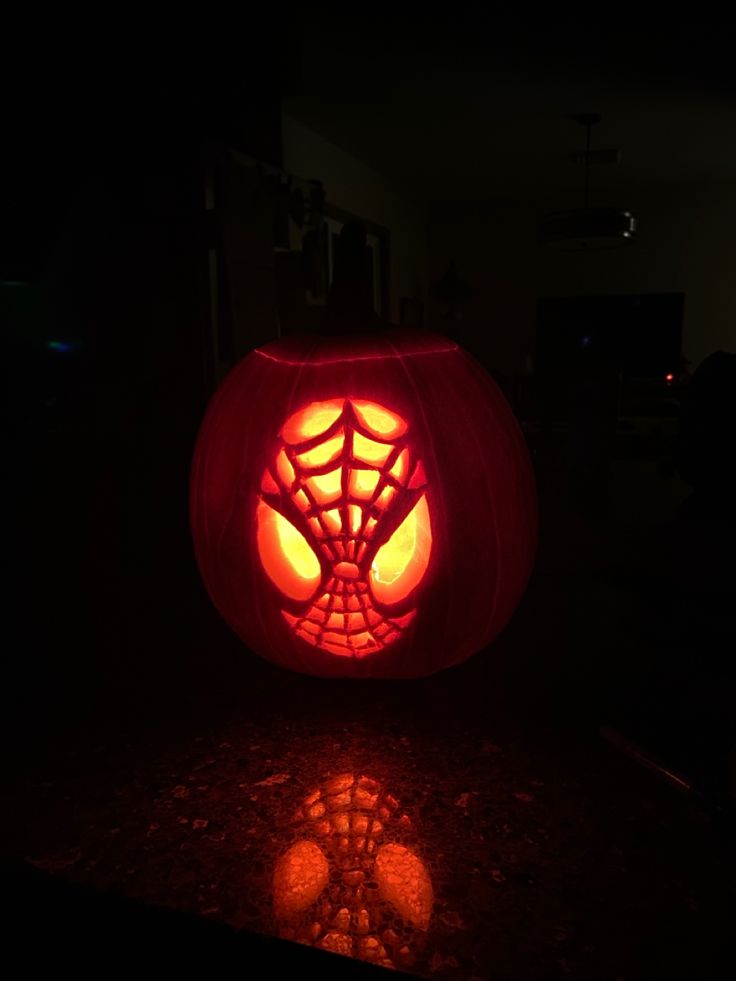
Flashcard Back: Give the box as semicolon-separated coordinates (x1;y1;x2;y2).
282;399;344;444
258;398;432;657
375;844;433;929
276;449;295;488
353;786;379;810
370;495;432;604
334;561;360;579
293;488;310;512
256;501;321;601
321;640;353;657
353;431;392;466
348;504;363;535
322;508;342;534
352;813;369;835
348;468;380;499
375;485;396;510
273;840;329;918
346;611;364;630
352;400;407;439
327;774;355;794
389;448;410;483
261;469;279;494
306;468;343;505
297;430;344;468
408;461;427;489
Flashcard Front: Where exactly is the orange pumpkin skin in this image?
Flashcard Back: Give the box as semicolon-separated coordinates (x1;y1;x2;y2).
190;329;537;678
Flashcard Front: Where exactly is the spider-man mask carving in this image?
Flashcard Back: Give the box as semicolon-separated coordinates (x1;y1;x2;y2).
257;398;432;658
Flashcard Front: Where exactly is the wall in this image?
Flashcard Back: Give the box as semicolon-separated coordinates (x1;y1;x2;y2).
430;180;736;377
282;113;428;323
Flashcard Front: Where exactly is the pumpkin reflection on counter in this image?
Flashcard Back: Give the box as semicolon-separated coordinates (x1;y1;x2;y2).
272;773;433;970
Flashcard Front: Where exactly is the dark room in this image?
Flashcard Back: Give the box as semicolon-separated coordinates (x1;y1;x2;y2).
4;12;736;979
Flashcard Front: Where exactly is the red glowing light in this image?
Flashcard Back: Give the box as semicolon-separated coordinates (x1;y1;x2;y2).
665;373;674;383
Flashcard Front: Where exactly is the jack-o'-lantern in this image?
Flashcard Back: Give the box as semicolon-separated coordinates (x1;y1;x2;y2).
190;329;536;678
272;773;433;970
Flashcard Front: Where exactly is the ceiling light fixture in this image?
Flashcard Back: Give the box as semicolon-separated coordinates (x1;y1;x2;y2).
541;114;637;251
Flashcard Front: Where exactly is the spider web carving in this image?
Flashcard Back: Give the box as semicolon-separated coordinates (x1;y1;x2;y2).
259;398;430;658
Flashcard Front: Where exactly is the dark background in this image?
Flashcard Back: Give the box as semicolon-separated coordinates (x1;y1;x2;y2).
3;12;736;977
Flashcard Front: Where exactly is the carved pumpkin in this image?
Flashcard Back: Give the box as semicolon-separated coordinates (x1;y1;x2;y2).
272;773;433;970
190;329;536;678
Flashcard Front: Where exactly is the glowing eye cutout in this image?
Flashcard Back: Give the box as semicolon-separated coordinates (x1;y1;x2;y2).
256;501;321;601
370;495;431;605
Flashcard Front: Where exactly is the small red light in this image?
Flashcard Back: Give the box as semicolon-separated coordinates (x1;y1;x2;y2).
665;373;674;383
